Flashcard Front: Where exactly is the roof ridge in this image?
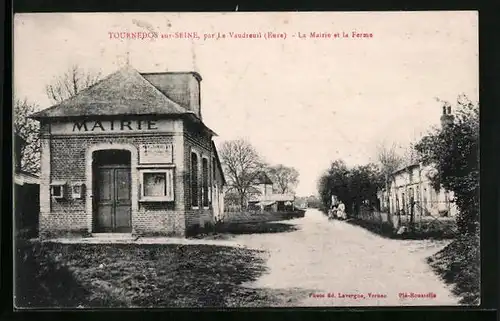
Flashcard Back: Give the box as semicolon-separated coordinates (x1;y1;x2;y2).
31;66;146;118
138;74;193;114
133;69;191;114
31;66;124;118
141;71;202;81
30;66;196;119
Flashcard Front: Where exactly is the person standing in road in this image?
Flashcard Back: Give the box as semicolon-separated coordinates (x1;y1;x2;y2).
329;203;337;220
337;201;346;220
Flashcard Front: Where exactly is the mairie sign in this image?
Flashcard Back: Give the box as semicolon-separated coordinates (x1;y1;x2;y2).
50;119;179;135
139;144;173;164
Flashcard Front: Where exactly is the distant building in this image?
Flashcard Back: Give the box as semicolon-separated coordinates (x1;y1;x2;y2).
378;163;458;218
247;171;295;212
250;171;274;197
377;105;459;218
14;133;40;237
294;197;308;209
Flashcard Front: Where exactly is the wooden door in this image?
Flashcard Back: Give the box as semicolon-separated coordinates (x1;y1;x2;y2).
94;166;132;232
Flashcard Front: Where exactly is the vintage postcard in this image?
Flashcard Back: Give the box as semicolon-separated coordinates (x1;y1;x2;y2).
13;11;479;308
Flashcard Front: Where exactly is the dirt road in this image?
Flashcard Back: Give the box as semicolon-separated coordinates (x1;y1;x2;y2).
233;209;458;306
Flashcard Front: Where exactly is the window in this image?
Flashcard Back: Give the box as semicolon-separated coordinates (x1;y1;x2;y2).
71;182;85;199
401;193;406;214
140;169;174;201
50;181;66;199
423;188;428;215
52;186;63;198
202;158;209;207
212;157;216;182
191;152;199;207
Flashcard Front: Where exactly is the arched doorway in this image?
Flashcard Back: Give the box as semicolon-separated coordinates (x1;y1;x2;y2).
92;149;132;233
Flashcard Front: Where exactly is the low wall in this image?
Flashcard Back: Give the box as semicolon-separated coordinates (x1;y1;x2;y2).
355;211;398;228
355;210;456;229
221;210;305;224
351;210;457;239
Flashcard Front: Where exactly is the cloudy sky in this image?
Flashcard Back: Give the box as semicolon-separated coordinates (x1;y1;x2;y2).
14;12;478;196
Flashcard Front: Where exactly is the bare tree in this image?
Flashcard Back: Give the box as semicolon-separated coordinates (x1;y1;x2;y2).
267;164;299;194
219;139;265;209
14;99;40;174
401;141;419;167
15;65;101;174
375;141;404;212
45;64;102;104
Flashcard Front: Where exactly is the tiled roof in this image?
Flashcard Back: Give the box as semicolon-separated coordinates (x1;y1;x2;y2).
14;171;40;185
254;172;273;185
30;66;194;119
392;162;420;175
141;72;201;111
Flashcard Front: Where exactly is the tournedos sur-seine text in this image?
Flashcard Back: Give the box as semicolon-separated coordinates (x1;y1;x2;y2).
107;31;374;41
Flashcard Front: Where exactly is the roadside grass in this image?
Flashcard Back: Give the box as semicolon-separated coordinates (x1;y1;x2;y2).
15;239;294;308
426;233;480;305
217;222;299;234
345;216;479;305
192;221;300;240
14;238;91;308
346;218;457;240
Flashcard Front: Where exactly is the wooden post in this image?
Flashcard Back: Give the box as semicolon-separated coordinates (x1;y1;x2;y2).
410;196;415;233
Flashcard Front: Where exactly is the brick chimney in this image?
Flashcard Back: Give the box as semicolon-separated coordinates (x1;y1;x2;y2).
141;72;203;120
440;104;454;129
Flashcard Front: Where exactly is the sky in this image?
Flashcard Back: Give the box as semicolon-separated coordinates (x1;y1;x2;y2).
14;12;479;196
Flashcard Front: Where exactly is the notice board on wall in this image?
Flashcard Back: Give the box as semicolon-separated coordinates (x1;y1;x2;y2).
139;144;173;164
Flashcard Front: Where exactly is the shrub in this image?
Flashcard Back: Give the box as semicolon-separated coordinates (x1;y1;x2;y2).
415;96;479;235
15;239;90;307
427;233;480;304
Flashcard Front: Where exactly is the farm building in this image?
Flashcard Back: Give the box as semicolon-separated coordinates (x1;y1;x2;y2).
14;133;40;237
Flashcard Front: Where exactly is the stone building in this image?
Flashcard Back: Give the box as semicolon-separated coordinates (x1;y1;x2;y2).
247;172;295;212
30;66;225;238
250;172;274;198
378;163;458;218
377;105;459;219
14;133;40;237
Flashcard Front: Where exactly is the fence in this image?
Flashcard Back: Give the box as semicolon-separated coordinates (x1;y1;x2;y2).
221;209;305;224
353;201;458;238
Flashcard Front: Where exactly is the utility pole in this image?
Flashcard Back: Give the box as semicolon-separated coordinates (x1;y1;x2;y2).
410;195;415;233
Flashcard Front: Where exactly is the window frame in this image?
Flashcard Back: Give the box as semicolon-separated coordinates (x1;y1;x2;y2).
50;181;66;199
191;150;200;209
139;168;175;202
71;181;85;199
51;185;63;198
202;156;209;209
